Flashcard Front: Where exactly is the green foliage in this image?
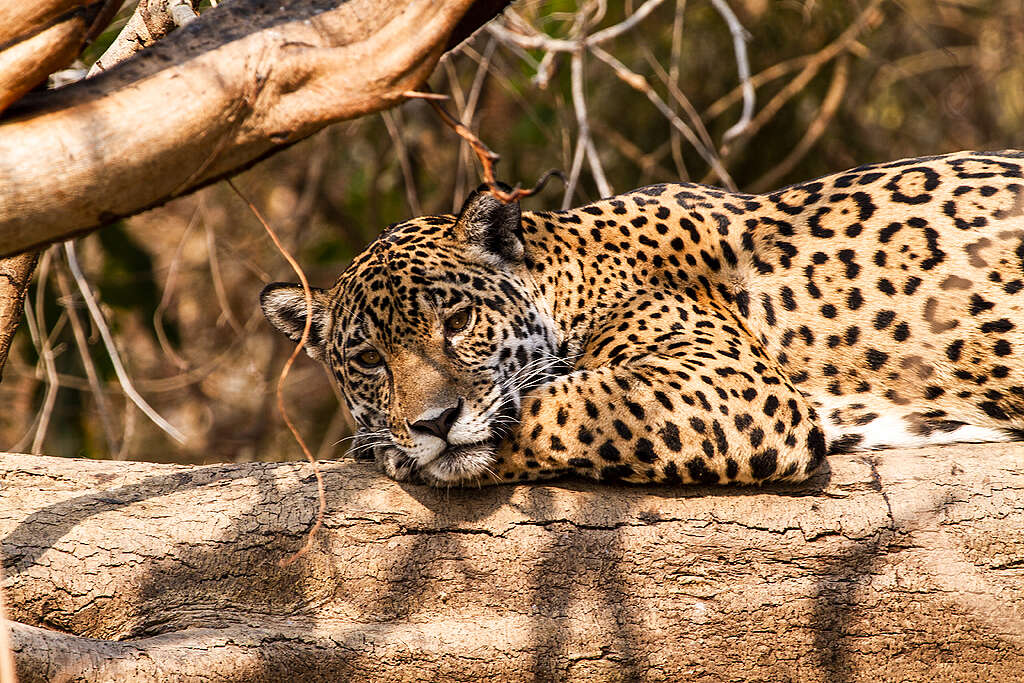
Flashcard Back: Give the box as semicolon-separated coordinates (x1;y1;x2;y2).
96;224;158;313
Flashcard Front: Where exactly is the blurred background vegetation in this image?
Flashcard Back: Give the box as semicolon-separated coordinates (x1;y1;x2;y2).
3;0;1023;464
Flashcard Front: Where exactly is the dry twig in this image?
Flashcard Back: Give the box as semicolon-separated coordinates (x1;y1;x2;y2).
590;119;676;181
568;49;613;206
63;242;186;444
703;54;812;121
227;179;325;568
750;55;850;193
709;0;754;143
455;39;497;209
28;250;59;455
205;221;244;335
153;206;199;371
701;0;884;185
485;0;669;52
381;111;423;215
589;45;737;190
640;46;716;162
55;262;120;455
486;0;679;197
416;93;564;204
668;0;689;180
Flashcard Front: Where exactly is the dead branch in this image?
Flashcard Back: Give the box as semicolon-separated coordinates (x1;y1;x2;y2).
63;242;186;444
589;45;737;190
486;0;699;198
569;49;613;204
420;95;562;204
381;110;423;215
485;0;669;53
749;55;849;193
709;0;754;143
54;260;120;454
703;53;812;120
700;0;884;185
24;252;60;456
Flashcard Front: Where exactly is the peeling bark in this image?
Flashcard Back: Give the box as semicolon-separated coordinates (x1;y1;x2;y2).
2;444;1023;681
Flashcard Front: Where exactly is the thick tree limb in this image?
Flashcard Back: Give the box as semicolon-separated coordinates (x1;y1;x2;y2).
0;0;121;382
0;0;504;258
0;0;107;46
2;444;1023;681
0;0;123;112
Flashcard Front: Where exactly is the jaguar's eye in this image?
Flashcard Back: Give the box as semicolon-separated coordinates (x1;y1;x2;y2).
354;349;383;368
444;309;472;335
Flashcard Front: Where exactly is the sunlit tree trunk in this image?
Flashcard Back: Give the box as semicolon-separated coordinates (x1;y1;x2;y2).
2;445;1023;681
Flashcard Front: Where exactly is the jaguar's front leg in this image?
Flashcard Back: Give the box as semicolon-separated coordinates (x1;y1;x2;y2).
375;446;421;483
491;295;828;486
493;358;826;485
350;429;421;482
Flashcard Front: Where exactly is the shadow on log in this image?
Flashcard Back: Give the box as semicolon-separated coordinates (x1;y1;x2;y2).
1;445;1023;681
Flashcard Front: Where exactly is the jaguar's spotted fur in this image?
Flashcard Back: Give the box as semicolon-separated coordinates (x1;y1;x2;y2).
262;150;1024;486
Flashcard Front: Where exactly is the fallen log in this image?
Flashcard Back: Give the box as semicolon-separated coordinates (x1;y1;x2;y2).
1;444;1023;681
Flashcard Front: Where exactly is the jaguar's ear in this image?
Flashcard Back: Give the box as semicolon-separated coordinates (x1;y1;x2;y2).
260;283;331;361
454;183;524;262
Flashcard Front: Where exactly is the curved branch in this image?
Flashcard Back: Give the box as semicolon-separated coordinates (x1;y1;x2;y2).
0;0;123;112
0;0;504;258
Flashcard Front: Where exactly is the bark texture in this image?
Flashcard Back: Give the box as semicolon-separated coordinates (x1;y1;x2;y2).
0;0;499;258
0;252;39;381
2;444;1023;681
0;0;122;112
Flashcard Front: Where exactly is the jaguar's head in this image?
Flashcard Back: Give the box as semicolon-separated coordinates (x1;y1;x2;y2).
260;188;562;484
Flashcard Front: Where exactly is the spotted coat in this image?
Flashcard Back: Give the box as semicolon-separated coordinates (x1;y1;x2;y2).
261;150;1024;486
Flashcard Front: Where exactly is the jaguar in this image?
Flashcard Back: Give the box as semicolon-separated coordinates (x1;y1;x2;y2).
261;150;1024;487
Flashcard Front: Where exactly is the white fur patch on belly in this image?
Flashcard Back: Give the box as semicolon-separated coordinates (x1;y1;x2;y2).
816;398;1011;451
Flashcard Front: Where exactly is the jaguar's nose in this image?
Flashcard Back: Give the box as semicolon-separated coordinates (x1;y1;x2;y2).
408;398;464;441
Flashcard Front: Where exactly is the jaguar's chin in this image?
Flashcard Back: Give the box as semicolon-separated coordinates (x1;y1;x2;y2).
420;441;497;486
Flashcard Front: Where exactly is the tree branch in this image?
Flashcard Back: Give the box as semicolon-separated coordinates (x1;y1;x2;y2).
88;0;200;77
0;252;39;382
0;0;507;258
2;445;1024;680
0;0;123;112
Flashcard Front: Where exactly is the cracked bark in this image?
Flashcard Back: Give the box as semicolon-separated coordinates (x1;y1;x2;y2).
2;444;1024;681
